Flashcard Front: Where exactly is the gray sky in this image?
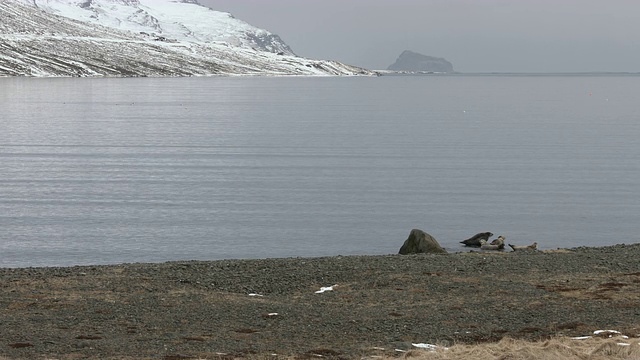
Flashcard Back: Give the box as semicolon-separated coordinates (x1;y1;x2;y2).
199;0;640;73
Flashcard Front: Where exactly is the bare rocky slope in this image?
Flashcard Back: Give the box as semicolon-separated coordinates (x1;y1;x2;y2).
0;1;373;77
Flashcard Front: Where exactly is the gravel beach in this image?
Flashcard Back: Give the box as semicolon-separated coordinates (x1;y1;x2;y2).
1;244;640;359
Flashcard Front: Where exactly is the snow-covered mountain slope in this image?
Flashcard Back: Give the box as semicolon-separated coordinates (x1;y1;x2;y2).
0;1;373;77
15;0;295;55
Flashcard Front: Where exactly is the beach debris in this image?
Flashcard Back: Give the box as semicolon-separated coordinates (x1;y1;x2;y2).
305;349;341;357
261;312;279;318
571;336;640;346
572;329;630;341
248;293;264;297
315;285;337;294
412;343;445;351
594;329;622;338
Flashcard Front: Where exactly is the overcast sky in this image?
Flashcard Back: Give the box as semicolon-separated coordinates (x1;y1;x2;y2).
199;0;640;73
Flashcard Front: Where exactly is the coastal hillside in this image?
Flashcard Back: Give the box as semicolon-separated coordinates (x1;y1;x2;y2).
0;0;373;77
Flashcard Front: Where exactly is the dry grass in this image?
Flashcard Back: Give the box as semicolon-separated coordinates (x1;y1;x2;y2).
402;336;640;360
1;336;638;360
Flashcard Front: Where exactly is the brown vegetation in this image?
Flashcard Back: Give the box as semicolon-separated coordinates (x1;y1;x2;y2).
403;336;640;360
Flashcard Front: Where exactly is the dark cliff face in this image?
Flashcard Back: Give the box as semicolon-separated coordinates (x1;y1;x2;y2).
387;50;453;73
245;33;296;56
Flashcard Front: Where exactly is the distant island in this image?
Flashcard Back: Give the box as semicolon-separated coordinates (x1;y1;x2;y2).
387;50;454;73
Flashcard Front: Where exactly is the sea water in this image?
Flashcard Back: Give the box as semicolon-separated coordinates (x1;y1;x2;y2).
1;75;639;267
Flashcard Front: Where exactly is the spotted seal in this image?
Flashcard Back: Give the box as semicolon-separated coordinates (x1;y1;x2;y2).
480;237;505;251
490;235;505;245
508;242;538;251
460;232;493;247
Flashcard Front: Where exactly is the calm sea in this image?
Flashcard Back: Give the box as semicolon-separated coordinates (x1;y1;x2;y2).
1;75;639;267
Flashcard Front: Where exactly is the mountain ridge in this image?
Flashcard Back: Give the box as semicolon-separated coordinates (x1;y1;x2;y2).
0;0;373;77
15;0;296;55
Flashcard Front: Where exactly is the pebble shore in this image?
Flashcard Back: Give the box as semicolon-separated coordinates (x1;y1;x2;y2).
1;244;640;359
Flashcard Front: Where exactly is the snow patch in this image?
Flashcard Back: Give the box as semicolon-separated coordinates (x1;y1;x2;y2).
315;285;337;294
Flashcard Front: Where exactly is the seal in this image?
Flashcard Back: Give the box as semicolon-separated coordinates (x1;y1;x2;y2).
490;235;505;245
460;232;493;247
508;242;538;251
480;237;505;251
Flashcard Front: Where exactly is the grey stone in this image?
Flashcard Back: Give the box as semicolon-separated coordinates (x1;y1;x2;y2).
398;229;447;255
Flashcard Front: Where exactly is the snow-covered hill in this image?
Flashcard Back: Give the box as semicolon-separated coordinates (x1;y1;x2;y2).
0;0;373;77
15;0;296;55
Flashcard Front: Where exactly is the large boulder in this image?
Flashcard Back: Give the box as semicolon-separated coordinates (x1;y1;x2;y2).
399;229;447;255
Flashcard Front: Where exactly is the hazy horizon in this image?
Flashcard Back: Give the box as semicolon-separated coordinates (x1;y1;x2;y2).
200;0;640;73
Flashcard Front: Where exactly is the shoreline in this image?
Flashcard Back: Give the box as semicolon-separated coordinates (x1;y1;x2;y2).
0;242;625;271
1;243;639;359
